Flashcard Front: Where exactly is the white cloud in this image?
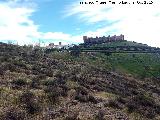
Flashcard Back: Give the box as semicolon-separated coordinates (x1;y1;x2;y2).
41;32;84;45
0;1;40;45
0;1;80;46
42;32;71;41
66;0;160;47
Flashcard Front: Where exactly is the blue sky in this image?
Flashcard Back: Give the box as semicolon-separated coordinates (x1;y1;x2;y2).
0;0;160;47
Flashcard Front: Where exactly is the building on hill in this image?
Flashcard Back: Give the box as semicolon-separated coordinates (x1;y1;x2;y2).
83;34;124;44
45;42;75;50
46;42;63;49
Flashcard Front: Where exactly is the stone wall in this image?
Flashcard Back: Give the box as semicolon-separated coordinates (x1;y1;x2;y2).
83;34;124;44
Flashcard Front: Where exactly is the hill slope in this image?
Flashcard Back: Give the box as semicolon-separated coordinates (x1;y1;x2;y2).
77;40;160;78
84;40;149;48
0;42;160;120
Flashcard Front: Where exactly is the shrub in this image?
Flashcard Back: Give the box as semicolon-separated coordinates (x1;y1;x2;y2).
8;64;17;72
74;87;89;102
44;86;61;104
0;106;27;120
19;91;41;114
30;79;40;89
44;80;56;86
65;111;79;120
93;85;104;91
75;94;88;102
96;109;105;120
13;60;27;69
25;102;41;114
59;85;69;97
19;91;35;103
70;49;80;57
54;72;66;84
135;94;155;107
0;67;5;75
44;78;66;87
155;105;160;114
36;74;46;80
54;72;63;79
11;79;28;86
117;97;126;104
126;103;138;113
76;86;88;96
0;56;9;62
74;87;98;103
44;69;53;77
32;70;40;75
88;95;98;104
105;99;121;109
30;74;45;88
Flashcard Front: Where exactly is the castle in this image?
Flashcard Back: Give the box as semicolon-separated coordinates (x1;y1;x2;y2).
83;34;124;44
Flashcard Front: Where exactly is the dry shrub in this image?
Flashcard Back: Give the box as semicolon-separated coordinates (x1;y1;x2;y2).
19;91;41;114
0;106;27;120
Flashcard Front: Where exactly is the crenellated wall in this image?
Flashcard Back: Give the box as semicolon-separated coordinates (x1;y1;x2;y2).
83;34;124;44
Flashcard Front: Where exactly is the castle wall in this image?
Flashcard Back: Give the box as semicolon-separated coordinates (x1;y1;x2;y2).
83;34;124;44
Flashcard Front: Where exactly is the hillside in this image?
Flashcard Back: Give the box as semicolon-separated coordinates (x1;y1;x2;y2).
82;40;149;48
0;42;160;120
77;41;160;78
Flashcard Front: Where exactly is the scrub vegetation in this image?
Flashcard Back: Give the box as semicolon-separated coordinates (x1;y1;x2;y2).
0;42;160;120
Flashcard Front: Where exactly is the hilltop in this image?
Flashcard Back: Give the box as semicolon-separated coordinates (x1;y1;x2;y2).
0;42;160;120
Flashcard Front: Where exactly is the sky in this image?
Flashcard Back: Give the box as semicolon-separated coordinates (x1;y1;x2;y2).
0;0;160;47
